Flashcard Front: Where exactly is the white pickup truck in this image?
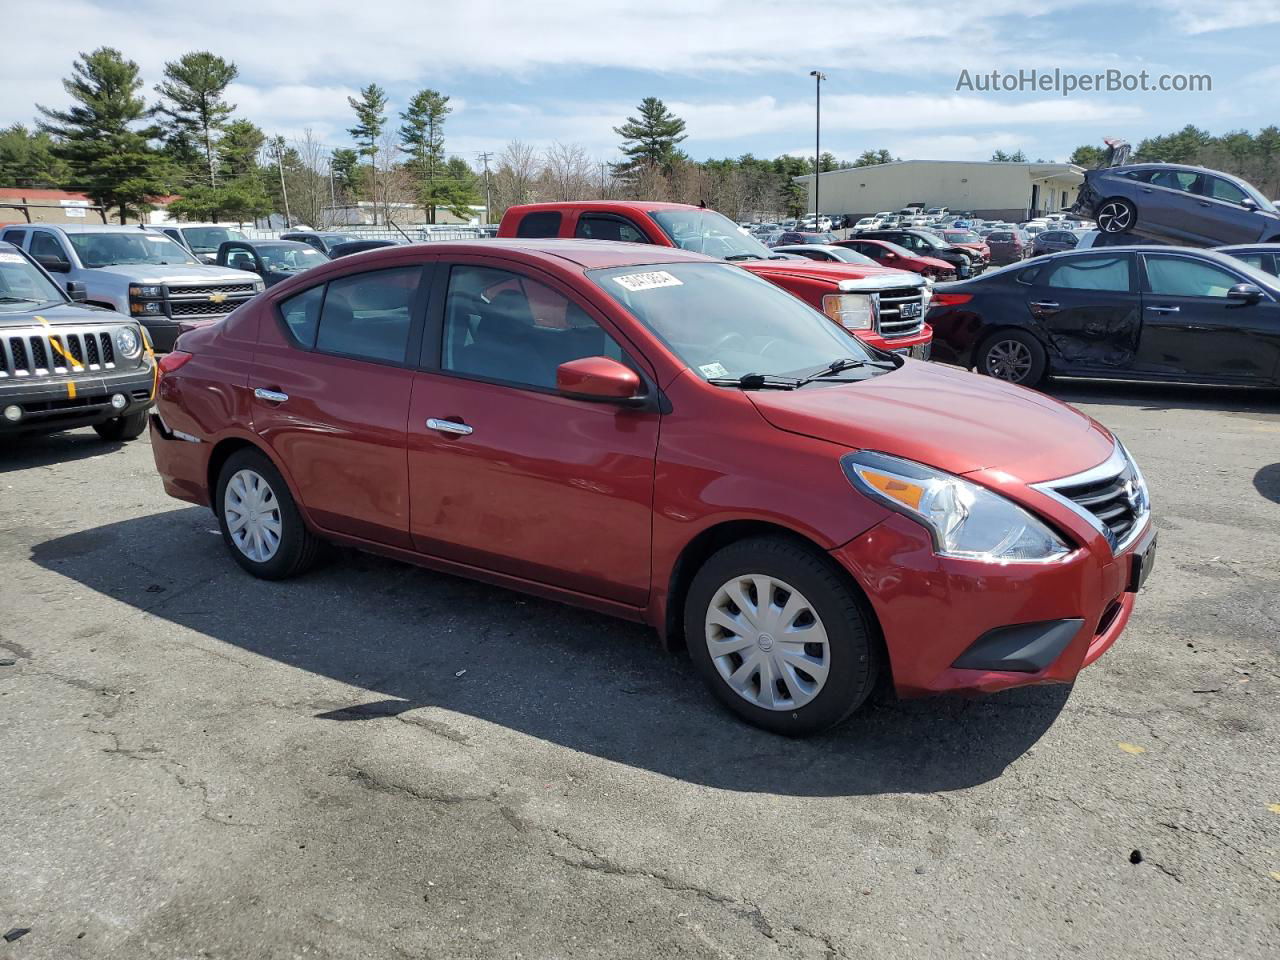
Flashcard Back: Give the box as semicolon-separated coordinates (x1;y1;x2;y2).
0;224;263;351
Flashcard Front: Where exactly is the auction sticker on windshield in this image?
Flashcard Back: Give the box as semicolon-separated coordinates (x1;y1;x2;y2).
0;253;24;263
612;271;683;292
699;361;729;378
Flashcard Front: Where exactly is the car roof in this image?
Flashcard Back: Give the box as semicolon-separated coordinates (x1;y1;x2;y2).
507;200;713;214
6;223;172;235
1111;162;1253;184
305;239;720;274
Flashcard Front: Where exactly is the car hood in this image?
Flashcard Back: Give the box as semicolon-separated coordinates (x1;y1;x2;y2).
89;264;259;284
746;360;1115;483
740;260;925;287
0;301;121;328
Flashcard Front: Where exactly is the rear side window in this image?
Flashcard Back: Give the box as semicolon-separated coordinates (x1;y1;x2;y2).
279;285;324;348
2;230;25;246
515;211;562;238
315;266;422;363
1042;255;1131;291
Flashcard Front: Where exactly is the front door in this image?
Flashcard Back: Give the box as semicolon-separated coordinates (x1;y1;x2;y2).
406;259;660;605
1189;176;1268;245
1025;253;1141;369
1135;253;1280;382
250;262;430;548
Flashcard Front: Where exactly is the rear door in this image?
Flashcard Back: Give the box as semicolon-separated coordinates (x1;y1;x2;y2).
1135;252;1280;382
250;261;431;548
405;257;660;605
1135;168;1205;241
1024;253;1141;369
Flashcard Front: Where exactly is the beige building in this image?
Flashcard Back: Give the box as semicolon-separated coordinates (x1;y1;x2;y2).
795;160;1086;221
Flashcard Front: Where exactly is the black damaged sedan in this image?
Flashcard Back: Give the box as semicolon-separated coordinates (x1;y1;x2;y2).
925;246;1280;388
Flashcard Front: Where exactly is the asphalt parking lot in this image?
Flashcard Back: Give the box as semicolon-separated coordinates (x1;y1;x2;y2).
1;379;1278;960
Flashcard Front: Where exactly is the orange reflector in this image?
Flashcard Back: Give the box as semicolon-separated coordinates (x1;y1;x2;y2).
861;470;925;509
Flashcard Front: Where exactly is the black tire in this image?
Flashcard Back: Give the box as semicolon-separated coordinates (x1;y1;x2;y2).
215;447;320;580
1096;198;1136;234
975;328;1048;387
93;410;147;441
684;536;880;736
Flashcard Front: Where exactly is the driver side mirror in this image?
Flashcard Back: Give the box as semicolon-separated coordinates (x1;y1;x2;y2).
65;280;87;302
1227;282;1264;303
1241;197;1258;211
883;252;897;259
556;356;644;404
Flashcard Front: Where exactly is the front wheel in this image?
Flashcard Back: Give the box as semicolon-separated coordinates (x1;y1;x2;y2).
684;536;879;736
975;329;1048;387
93;410;147;441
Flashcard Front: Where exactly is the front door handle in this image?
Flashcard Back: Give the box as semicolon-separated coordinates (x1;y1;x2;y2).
254;387;289;403
1198;201;1211;207
426;418;473;436
1030;300;1060;310
1146;305;1181;314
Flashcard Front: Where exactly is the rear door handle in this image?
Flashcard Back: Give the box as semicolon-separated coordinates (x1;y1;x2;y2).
1146;305;1180;314
254;388;289;403
426;418;473;436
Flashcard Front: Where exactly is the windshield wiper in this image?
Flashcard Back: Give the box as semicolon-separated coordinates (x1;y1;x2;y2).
794;357;869;385
706;373;800;391
0;296;44;304
723;253;765;261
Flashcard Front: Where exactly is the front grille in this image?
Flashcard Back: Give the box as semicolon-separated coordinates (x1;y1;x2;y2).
168;283;256;298
0;325;126;379
876;286;926;337
160;283;256;320
169;299;236;317
1042;449;1148;552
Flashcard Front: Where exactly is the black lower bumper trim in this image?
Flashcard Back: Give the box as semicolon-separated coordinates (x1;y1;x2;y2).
952;618;1084;673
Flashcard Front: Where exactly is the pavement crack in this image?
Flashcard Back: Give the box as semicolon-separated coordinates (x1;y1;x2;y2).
1156;819;1246;858
346;766;494;806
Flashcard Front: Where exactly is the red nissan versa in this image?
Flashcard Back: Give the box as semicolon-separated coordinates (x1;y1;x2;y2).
150;239;1156;735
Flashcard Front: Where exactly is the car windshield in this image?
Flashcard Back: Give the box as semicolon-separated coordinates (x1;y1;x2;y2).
648;209;776;261
589;261;879;382
0;250;65;309
257;243;329;271
814;247;876;265
868;240;916;258
182;227;247;253
68;232;199;267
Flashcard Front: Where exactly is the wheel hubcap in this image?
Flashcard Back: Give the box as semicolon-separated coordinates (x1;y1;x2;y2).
987;340;1034;382
224;468;282;563
705;574;830;711
1098;202;1131;232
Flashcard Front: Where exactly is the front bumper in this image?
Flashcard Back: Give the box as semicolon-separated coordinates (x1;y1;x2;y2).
856;324;933;355
0;363;155;434
831;511;1153;697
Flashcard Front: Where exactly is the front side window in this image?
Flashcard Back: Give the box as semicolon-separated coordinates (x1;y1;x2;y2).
258;243;329;272
29;232;66;260
1203;176;1248;206
314;266;422;362
575;214;648;244
590;261;877;382
1042;255;1132;291
441;265;623;389
1145;256;1242;298
67;232;199;267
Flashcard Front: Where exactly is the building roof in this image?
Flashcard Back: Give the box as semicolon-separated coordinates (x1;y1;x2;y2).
793;159;1086;184
0;187;93;202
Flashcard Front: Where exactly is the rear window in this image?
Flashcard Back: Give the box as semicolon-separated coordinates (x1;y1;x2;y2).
515;211;562;238
989;232;1013;242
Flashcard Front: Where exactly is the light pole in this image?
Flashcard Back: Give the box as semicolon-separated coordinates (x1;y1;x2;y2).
810;70;826;221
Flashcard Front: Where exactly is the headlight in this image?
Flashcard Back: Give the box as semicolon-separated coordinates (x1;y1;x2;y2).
822;293;874;331
115;326;141;358
129;284;163;299
842;451;1071;563
252;279;266;293
130;300;163;315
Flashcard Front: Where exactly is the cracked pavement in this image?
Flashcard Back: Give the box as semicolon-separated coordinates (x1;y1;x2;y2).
1;379;1278;959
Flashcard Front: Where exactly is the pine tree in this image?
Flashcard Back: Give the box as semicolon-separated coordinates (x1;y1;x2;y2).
330;148;363;197
613;97;687;178
37;47;170;223
347;83;387;220
0;123;68;186
154;51;239;186
217;119;266;180
398;89;451;223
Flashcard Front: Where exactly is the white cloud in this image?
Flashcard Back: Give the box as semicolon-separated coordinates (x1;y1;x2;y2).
1159;0;1280;33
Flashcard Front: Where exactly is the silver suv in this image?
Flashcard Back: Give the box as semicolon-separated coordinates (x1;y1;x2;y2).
0;224;263;351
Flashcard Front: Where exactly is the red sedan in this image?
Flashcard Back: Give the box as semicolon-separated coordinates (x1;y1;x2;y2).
835;238;958;280
150;240;1155;734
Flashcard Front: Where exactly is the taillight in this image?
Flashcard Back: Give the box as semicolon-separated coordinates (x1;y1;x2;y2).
158;351;193;374
931;292;973;307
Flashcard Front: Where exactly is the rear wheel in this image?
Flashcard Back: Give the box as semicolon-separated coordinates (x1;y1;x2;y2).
93;410;147;441
684;536;879;736
1096;198;1136;234
215;448;319;579
976;329;1048;387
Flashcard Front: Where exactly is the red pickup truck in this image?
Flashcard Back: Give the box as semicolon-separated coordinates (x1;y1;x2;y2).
497;201;933;356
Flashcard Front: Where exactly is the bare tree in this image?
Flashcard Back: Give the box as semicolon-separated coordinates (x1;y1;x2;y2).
541;141;595;201
490;140;542;217
289;129;337;229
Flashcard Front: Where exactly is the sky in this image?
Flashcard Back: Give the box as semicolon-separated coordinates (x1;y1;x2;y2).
4;0;1279;170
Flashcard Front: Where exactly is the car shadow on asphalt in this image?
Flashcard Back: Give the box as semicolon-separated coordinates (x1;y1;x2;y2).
31;506;1072;797
1253;463;1280;504
0;430;125;473
1046;378;1280;414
